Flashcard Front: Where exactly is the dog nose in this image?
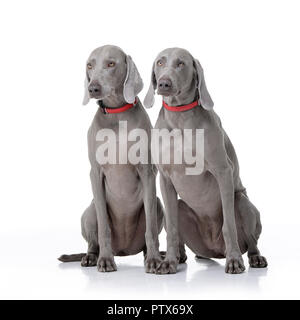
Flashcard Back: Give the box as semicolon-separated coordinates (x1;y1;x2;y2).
158;78;172;90
88;82;101;96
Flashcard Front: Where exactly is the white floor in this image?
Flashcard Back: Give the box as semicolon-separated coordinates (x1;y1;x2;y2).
1;225;299;300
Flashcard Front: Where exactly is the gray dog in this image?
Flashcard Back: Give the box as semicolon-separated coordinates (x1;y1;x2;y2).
144;47;268;274
59;45;163;273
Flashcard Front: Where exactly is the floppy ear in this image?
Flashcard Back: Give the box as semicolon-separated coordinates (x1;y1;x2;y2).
123;55;143;104
143;62;157;109
82;71;90;105
193;59;214;111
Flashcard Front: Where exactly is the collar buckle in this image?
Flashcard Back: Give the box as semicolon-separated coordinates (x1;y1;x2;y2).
97;100;107;114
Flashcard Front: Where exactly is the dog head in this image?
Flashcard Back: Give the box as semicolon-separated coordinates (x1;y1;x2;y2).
144;47;213;110
83;45;143;105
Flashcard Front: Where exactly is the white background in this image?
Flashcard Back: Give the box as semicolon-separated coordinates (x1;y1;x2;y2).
0;0;299;300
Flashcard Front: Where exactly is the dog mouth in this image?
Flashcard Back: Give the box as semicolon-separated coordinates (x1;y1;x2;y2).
157;89;180;97
89;94;102;100
89;90;109;100
157;88;178;96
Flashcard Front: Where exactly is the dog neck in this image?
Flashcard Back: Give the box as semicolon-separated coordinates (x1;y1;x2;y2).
162;86;198;107
100;92;128;109
97;99;137;114
161;88;201;127
163;100;198;112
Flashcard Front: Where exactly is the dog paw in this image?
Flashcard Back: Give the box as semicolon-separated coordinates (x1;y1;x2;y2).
249;255;268;268
145;256;162;274
97;256;117;272
81;253;97;267
225;255;245;274
156;259;178;275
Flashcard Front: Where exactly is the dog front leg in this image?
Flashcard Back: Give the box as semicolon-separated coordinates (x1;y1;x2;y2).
156;173;179;274
139;166;162;273
210;165;245;274
90;167;117;272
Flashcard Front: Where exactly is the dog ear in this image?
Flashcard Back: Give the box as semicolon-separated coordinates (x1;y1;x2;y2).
193;59;214;111
123;55;143;104
82;71;90;105
143;62;157;109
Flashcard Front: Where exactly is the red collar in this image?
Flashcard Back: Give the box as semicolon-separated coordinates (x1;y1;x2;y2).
98;99;137;114
163;100;198;112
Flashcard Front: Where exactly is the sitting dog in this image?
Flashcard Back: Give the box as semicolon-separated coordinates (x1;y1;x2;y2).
59;45;163;273
144;47;268;274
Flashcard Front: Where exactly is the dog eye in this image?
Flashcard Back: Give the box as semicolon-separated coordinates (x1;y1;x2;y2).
108;62;115;67
87;63;92;69
178;62;184;68
157;60;163;66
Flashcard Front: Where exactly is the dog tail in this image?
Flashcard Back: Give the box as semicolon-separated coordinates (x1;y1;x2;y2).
58;253;86;262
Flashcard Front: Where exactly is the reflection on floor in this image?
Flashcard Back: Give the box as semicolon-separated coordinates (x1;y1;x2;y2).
58;253;268;299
